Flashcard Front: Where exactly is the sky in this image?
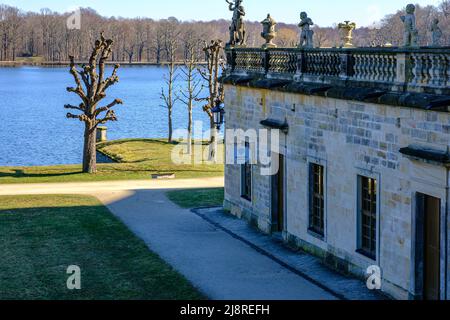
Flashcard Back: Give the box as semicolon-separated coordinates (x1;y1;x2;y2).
2;0;443;27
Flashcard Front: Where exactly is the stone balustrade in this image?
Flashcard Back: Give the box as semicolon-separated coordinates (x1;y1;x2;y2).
225;47;450;95
232;48;266;74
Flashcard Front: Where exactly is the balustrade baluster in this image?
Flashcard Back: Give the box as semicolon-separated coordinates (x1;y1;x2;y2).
225;48;448;94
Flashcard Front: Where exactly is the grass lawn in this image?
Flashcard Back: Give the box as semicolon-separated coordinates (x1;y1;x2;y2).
0;139;223;184
14;56;45;64
0;194;204;300
167;188;224;209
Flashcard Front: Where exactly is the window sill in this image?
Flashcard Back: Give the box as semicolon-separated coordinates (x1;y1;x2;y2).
356;249;376;262
307;229;325;241
241;196;252;203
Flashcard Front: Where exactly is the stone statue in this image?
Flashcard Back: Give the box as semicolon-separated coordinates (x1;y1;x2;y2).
261;14;277;49
338;21;356;48
298;12;314;48
400;4;419;47
430;18;443;46
226;0;246;47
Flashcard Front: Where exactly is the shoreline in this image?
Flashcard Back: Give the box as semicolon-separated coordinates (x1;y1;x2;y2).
0;61;206;67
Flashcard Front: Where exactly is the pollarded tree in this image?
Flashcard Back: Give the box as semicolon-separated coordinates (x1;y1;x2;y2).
65;33;123;174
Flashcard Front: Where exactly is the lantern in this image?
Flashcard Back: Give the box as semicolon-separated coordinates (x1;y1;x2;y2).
211;104;225;130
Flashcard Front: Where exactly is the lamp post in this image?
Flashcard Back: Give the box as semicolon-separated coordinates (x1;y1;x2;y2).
211;104;225;131
210;103;225;164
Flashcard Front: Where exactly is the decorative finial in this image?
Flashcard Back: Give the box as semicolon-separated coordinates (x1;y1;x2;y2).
261;14;277;49
338;21;356;48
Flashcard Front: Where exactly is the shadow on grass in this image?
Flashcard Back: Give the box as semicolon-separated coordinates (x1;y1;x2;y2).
0;169;83;179
121;158;159;164
103;167;223;177
97;138;179;149
97;138;217;149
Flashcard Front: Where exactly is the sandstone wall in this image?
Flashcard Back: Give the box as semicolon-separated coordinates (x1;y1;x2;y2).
224;85;450;300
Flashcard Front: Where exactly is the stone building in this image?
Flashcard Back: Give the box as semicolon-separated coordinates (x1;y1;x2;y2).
222;47;450;300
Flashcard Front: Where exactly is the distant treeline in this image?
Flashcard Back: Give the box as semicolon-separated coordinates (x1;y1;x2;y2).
0;2;448;62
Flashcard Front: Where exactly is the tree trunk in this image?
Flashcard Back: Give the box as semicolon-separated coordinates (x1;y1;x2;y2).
168;108;173;143
139;46;144;62
83;122;97;174
156;48;161;64
187;102;193;154
209;117;217;163
208;115;215;143
167;61;175;143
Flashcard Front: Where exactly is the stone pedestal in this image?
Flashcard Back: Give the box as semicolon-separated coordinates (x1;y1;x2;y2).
96;126;107;142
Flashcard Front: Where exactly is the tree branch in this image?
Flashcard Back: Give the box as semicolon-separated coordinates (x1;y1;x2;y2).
64;103;85;112
94;98;123;116
96;109;118;126
68;56;88;104
100;63;120;93
66;112;90;122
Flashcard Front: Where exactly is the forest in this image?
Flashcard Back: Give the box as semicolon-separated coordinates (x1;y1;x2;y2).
0;1;448;63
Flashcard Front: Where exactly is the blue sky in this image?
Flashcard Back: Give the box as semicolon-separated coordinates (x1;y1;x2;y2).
2;0;443;26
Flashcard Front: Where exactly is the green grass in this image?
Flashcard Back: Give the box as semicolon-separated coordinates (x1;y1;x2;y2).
167;188;224;209
0;139;224;184
14;56;45;64
0;194;204;300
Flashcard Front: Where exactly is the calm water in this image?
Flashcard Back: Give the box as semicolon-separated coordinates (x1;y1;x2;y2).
0;66;212;166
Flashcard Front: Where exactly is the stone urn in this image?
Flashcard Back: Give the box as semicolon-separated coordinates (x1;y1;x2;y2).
261;14;277;49
338;21;356;48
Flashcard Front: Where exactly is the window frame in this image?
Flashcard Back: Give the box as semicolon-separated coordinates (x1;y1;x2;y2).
356;173;380;261
240;141;252;202
308;162;325;238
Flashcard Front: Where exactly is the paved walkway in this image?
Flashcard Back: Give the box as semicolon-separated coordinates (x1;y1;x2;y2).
0;177;224;196
194;208;387;300
94;189;337;300
1;177;337;300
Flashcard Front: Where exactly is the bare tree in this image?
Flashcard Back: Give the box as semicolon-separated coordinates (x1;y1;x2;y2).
160;18;181;143
313;28;326;47
134;19;147;62
2;3;449;63
152;25;164;64
122;22;136;63
179;35;203;154
197;40;225;162
65;33;123;173
160;66;179;143
276;27;298;47
0;5;22;61
441;0;450;17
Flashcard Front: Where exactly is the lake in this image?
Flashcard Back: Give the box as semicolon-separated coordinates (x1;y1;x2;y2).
0;66;213;166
